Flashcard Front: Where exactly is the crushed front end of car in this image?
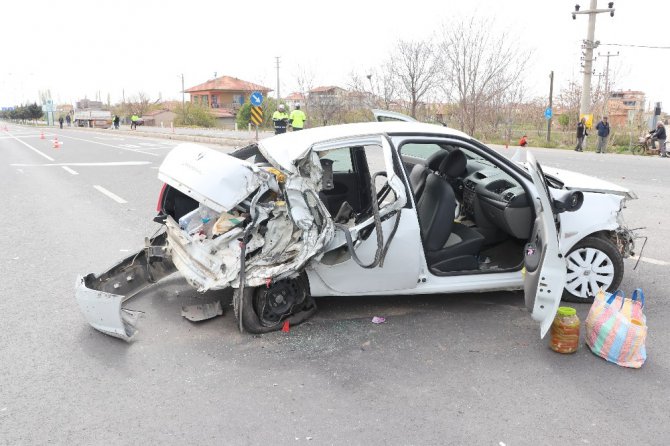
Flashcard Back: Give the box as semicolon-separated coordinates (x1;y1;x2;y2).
76;143;335;340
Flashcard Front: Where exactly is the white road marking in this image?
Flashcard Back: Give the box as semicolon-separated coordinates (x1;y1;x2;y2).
61;166;79;175
11;161;152;167
0;134;42;139
118;144;141;148
93;185;128;204
6;133;55;161
56;134;159;157
630;255;669;266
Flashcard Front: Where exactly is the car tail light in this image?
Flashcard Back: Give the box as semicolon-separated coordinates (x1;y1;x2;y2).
156;183;167;212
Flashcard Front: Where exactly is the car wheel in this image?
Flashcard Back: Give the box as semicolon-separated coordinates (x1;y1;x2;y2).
562;236;623;303
232;274;316;333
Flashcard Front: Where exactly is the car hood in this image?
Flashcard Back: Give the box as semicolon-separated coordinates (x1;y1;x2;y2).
541;166;637;200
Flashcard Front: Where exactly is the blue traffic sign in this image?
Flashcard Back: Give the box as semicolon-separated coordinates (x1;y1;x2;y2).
544;107;553;119
250;91;263;106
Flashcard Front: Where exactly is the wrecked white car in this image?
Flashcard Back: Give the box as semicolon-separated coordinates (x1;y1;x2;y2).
76;121;636;341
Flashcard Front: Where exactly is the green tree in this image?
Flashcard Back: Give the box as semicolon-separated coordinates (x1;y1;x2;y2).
28;103;43;121
174;102;216;127
558;113;570;130
236;102;252;129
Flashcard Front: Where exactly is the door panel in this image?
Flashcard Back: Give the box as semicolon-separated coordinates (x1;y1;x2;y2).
523;152;566;338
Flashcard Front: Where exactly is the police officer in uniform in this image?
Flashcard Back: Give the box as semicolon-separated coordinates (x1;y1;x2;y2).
272;104;289;134
289;104;306;131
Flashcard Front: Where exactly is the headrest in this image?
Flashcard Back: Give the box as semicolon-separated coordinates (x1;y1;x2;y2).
438;149;467;179
426;150;449;171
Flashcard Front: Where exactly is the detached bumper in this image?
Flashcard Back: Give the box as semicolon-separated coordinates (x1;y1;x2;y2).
75;232;176;341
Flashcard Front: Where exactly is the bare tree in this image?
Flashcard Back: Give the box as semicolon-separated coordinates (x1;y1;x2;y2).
438;16;530;135
557;79;582;125
390;39;442;118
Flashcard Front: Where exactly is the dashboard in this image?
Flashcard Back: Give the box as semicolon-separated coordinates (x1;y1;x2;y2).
462;165;532;240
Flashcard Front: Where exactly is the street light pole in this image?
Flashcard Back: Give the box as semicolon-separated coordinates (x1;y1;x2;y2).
275;56;281;103
547;71;554;143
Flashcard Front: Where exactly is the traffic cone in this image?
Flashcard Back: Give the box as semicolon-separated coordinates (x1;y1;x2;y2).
40;132;45;140
53;137;60;149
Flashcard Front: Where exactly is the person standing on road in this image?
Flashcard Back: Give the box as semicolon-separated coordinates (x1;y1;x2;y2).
131;114;139;130
65;114;71;127
519;134;528;147
649;121;667;158
113;115;120;130
289;104;307;131
58;116;64;129
272;104;289;134
575;117;588;152
595;116;610;153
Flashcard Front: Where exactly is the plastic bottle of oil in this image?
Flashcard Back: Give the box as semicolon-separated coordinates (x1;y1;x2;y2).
550;307;580;354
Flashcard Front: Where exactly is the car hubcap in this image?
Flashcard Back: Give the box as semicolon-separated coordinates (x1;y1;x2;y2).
565;247;614;298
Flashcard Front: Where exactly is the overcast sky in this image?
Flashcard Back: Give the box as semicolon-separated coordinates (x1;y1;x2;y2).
1;0;668;112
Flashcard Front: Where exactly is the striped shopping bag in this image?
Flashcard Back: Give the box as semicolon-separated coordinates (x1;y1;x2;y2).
584;289;647;368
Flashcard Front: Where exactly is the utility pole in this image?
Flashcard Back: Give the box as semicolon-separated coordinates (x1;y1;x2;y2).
599;51;619;114
275;56;281;103
572;1;615;117
181;74;185;110
547;71;554;143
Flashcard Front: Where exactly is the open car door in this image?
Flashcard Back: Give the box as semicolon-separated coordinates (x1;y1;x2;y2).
523;152;566;338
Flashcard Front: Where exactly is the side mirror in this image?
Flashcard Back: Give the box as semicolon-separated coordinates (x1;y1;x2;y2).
553;190;584;213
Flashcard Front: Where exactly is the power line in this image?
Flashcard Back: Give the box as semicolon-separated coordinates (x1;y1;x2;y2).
600;43;670;49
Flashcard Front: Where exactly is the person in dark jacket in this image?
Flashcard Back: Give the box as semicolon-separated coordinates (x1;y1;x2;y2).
595;116;610;154
575;117;588;152
650;121;667;157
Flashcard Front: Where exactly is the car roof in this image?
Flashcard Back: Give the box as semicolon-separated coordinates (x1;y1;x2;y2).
259;121;472;173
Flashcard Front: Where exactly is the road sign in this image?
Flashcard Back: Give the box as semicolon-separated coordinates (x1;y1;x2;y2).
544;107;553;120
250;106;263;126
250;91;263;107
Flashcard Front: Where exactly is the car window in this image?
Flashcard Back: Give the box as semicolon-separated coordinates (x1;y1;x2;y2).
401;143;442;160
323;147;353;173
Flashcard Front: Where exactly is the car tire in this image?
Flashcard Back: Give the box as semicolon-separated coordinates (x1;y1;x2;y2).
562;236;623;304
232;274;316;334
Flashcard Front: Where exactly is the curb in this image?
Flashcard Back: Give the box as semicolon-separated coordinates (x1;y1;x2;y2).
25;124;266;148
73;126;259;148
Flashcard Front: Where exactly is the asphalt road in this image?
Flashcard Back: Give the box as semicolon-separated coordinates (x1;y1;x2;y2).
1;125;668;445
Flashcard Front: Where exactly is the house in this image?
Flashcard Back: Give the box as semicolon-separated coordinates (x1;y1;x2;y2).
185;75;273;128
308;86;348;106
142;109;177;127
76;98;104;110
607;90;646;128
285;92;306;108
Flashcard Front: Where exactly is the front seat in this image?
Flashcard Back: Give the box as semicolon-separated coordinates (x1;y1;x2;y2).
408;150;449;198
416;151;484;272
